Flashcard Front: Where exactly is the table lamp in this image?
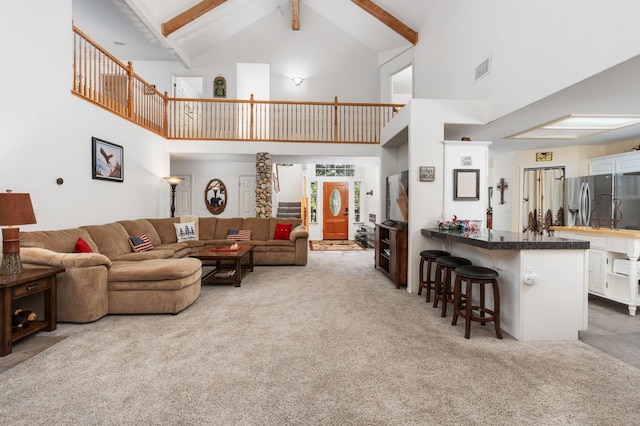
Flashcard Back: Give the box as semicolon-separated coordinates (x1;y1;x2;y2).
0;190;37;275
163;177;184;217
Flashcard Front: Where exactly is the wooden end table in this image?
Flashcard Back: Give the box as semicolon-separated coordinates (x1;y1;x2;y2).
190;246;254;287
0;267;64;356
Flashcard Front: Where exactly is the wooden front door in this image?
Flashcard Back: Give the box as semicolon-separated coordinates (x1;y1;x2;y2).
323;182;349;240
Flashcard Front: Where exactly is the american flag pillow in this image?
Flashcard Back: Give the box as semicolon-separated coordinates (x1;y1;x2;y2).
129;233;154;252
227;229;252;241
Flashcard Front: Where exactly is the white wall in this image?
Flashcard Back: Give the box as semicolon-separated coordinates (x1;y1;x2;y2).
0;0;171;231
190;2;379;103
171;160;256;218
414;0;640;121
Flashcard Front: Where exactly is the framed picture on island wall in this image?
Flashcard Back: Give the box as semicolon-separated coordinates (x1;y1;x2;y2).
92;137;123;182
453;169;479;201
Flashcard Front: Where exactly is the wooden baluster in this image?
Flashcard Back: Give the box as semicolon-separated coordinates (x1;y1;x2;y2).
333;96;339;142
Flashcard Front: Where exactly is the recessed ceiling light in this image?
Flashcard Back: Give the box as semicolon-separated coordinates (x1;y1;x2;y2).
113;41;126;46
508;114;640;139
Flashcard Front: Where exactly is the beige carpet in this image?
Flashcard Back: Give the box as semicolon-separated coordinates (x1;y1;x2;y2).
309;240;365;251
1;250;639;425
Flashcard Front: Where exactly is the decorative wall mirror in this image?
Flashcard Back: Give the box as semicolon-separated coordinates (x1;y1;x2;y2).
205;178;227;214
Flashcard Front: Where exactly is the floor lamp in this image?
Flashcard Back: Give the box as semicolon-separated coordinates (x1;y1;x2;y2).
163;177;184;218
0;190;37;275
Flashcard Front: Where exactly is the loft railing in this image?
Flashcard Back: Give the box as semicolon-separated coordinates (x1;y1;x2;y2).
72;26;402;143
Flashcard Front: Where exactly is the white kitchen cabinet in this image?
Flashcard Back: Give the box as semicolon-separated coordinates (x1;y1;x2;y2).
589;151;640;175
554;226;640;316
589;157;615;175
588;248;606;294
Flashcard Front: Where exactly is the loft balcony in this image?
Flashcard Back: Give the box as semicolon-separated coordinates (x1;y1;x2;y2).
72;26;402;144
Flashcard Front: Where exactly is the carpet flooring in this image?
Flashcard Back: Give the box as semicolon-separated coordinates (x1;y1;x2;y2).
309;240;365;251
1;250;639;425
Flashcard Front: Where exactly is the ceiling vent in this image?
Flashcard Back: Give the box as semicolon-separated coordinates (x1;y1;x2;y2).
474;57;491;82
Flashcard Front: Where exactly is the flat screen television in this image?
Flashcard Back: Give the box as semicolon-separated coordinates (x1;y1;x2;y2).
386;170;409;223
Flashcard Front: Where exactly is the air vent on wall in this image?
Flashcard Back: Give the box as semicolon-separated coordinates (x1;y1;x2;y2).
474;57;491;82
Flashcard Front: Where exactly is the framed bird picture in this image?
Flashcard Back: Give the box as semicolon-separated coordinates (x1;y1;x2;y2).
92;137;123;182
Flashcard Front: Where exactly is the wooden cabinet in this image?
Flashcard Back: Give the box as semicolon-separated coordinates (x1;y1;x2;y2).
1;268;64;356
375;221;408;288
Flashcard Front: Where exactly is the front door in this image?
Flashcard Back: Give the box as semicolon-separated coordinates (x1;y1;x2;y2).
323;182;349;240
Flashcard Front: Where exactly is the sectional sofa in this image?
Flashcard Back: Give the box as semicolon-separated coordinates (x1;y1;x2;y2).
19;217;308;323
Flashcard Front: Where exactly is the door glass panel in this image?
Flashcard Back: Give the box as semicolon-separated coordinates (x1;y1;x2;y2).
330;189;341;216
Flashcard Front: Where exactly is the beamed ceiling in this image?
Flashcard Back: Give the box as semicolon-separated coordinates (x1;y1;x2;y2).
73;0;435;67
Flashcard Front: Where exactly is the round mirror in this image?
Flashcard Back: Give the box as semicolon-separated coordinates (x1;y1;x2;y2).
205;178;227;215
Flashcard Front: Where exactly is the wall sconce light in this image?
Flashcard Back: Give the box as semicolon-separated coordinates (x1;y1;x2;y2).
0;190;37;274
163;176;184;217
366;190;373;196
291;77;304;86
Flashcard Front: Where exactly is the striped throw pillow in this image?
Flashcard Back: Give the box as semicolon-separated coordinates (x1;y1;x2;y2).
227;229;252;241
129;234;154;252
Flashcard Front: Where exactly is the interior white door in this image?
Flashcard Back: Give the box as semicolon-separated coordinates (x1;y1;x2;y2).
175;175;192;216
239;175;256;218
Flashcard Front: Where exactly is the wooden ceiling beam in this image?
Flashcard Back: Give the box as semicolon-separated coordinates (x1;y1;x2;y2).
292;0;300;31
351;0;418;45
162;0;227;37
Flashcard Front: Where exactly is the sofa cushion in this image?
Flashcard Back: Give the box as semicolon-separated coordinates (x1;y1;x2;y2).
180;215;199;239
74;237;93;253
128;234;154;252
112;250;174;261
227;229;252;241
241;218;270;241
146;218;180;244
83;223;133;259
198;217;217;240
213;218;244;239
269;218;301;239
174;222;197;242
273;223;292;240
118;219;162;246
109;258;202;283
20;228;99;253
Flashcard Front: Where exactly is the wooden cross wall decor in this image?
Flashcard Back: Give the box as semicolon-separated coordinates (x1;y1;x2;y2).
497;178;508;205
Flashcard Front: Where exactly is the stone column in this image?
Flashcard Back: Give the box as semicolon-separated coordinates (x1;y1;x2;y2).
256;152;272;218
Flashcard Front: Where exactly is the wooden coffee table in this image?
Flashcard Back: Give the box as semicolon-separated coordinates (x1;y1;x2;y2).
190;245;254;287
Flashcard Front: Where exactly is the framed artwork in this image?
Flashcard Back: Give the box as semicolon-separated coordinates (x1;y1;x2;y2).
453;169;479;200
92;137;123;182
419;166;435;182
213;76;226;98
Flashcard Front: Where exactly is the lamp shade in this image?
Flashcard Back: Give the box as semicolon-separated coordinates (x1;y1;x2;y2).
0;191;36;226
163;176;184;185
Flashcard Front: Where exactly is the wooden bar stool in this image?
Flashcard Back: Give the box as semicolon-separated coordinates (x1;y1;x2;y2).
418;250;450;303
451;265;503;339
433;256;472;317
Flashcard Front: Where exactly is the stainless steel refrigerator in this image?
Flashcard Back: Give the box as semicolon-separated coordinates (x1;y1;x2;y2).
565;173;640;229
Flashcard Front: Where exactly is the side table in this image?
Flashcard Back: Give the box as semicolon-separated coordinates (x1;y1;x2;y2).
0;267;64;356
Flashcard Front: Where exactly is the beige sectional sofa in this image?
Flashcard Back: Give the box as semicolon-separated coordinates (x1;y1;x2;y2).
19;217;308;323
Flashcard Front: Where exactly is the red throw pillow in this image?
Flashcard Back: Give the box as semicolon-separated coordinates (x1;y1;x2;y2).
74;237;93;253
273;223;292;240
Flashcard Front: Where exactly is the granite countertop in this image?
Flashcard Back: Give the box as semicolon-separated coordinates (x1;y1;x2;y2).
421;228;590;250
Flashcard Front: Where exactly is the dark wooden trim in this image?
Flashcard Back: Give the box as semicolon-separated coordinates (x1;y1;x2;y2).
162;0;227;37
351;0;418;45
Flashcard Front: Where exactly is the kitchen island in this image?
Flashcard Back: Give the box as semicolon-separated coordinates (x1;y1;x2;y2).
552;226;640;316
421;228;590;341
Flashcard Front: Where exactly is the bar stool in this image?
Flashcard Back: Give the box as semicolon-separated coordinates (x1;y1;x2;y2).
418;250;450;303
451;265;503;339
434;256;472;317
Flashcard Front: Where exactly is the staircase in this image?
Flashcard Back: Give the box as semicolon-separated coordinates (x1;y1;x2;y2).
277;201;302;219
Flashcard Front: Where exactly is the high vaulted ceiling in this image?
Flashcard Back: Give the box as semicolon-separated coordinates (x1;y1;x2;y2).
73;0;436;66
